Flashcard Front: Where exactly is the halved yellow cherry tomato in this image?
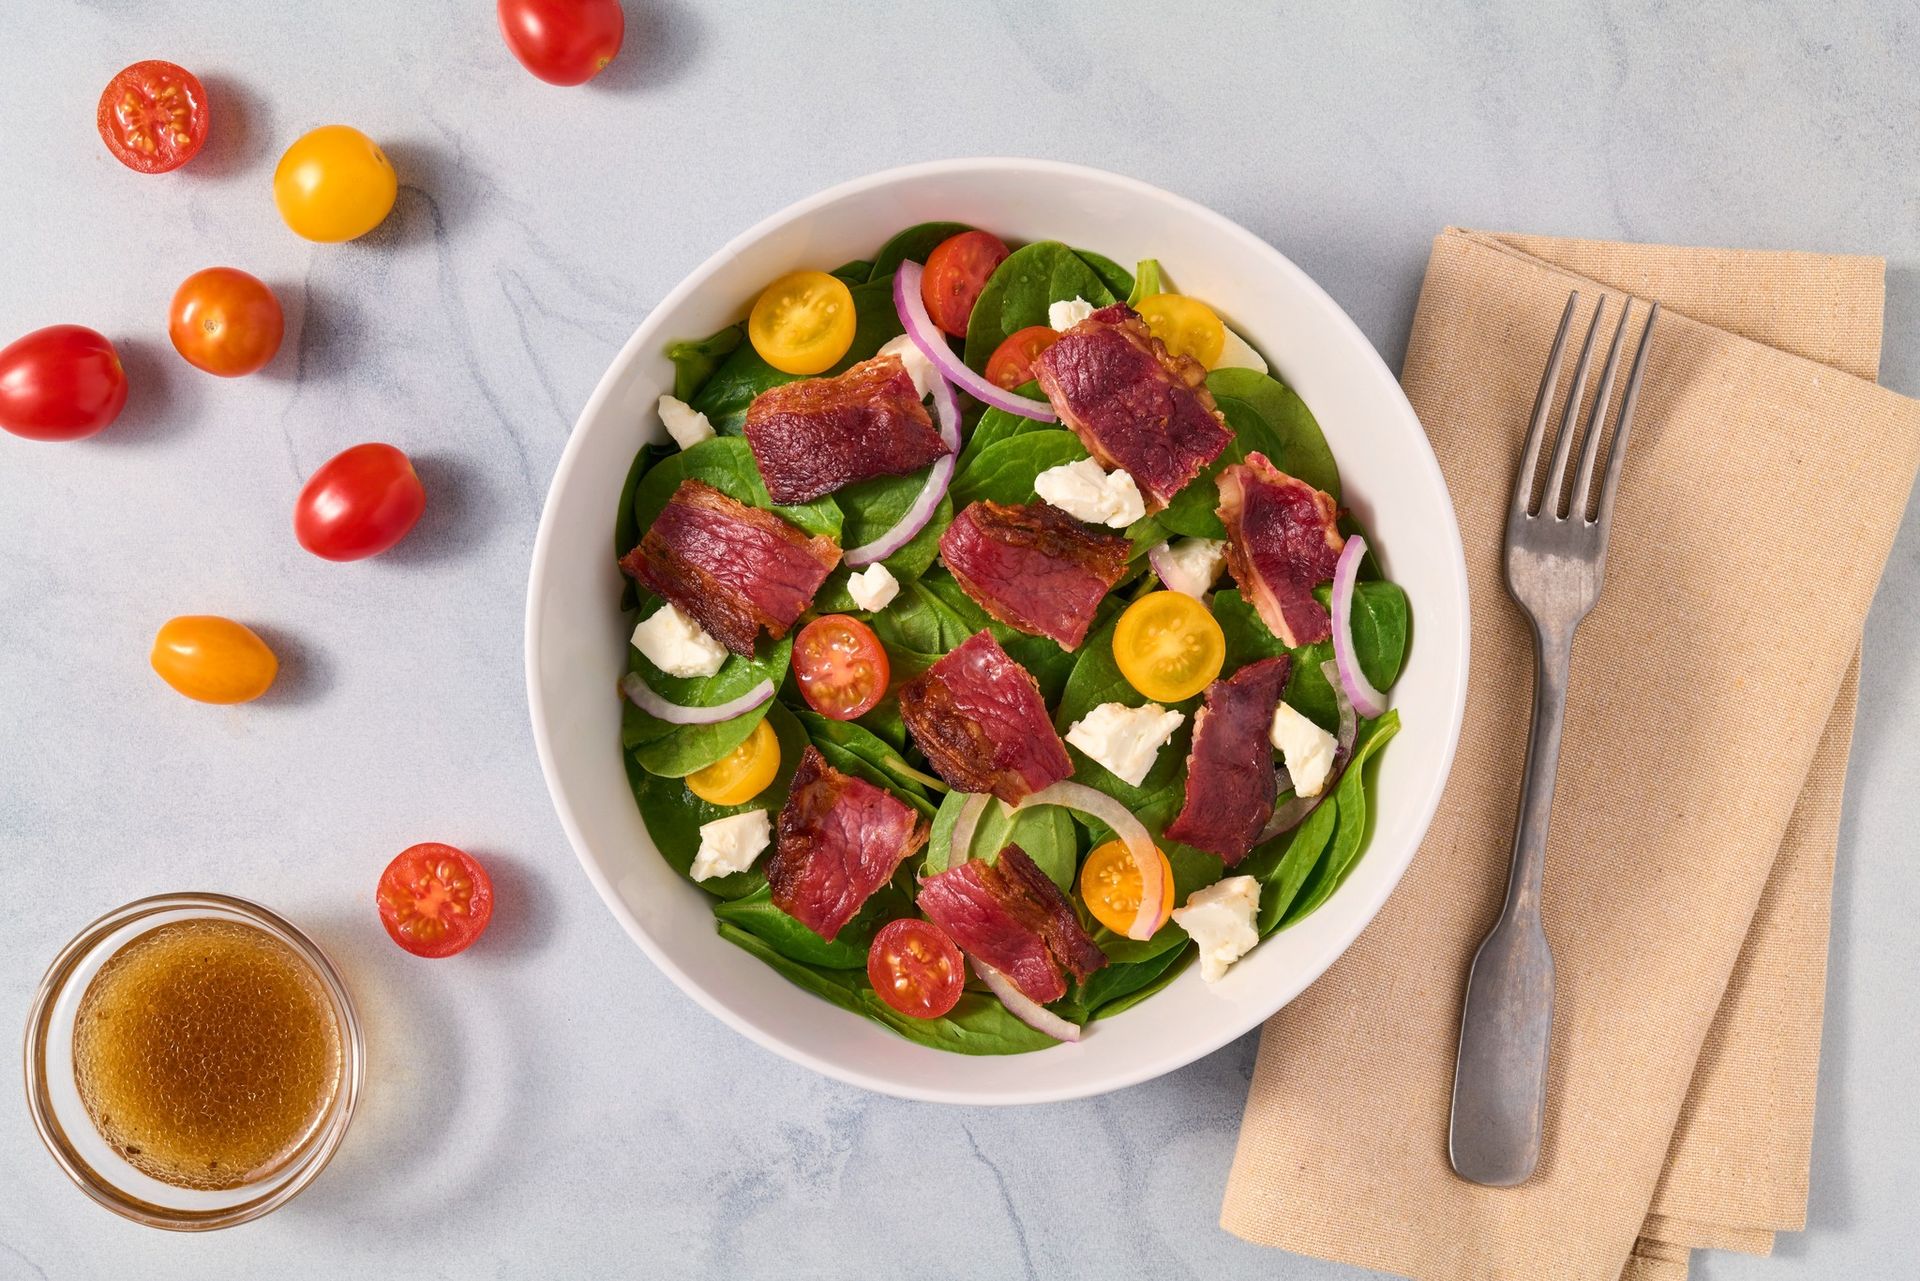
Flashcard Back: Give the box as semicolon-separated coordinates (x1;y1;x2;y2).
150;615;278;704
1080;839;1176;935
685;717;780;805
748;270;857;375
1113;590;1226;703
1136;293;1226;368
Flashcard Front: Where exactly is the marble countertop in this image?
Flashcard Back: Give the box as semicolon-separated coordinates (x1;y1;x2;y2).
3;2;1916;1277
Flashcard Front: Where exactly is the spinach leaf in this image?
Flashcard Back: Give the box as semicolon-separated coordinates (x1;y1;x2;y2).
1126;258;1166;308
796;710;942;817
666;326;743;403
963;241;1118;371
923;789;1080;891
1074;249;1134;301
869;222;973;279
811;474;952;613
614;442;672;611
1282;711;1400;926
956;385;1049;474
690;275;905;432
868;571;1078;703
950;429;1089;509
1157;369;1344;539
1054;942;1190;1023
628;703;808;897
1247;795;1337;935
1088;948;1195;1021
711;882;907;969
829;259;872;285
1347;578;1410;689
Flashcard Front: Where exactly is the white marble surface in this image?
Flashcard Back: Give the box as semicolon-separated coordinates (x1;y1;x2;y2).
3;2;1916;1277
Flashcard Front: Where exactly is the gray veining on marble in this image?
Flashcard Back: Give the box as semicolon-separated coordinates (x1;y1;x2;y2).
2;1;1916;1277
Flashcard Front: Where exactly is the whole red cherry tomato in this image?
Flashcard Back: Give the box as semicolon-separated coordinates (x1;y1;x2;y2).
169;268;284;377
294;443;427;561
497;0;625;86
0;326;129;441
97;61;209;174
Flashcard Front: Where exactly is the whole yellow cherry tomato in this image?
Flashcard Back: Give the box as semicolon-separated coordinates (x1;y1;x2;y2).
686;718;780;806
1113;590;1226;703
150;616;279;704
748;270;857;375
273;125;398;243
1136;294;1226;368
1080;839;1176;935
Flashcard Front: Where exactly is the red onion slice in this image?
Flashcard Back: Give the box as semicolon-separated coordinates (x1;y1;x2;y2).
1256;668;1359;842
1147;541;1211;598
894;261;1056;422
945;792;992;871
1016;780;1165;940
620;669;775;725
1330;535;1389;718
973;959;1082;1043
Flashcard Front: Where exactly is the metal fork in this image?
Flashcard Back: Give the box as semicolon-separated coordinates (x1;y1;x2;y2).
1447;291;1659;1187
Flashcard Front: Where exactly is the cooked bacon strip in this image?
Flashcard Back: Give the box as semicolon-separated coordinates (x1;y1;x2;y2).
1031;303;1233;511
619;479;839;657
917;844;1107;1005
1216;451;1345;647
897;631;1071;805
938;501;1129;649
1165;657;1292;865
768;746;928;941
744;355;951;504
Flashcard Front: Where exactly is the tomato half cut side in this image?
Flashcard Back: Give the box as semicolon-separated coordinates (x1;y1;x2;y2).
377;843;495;958
793;615;890;721
868;918;965;1019
97;61;209;174
984;325;1060;391
921;230;1010;338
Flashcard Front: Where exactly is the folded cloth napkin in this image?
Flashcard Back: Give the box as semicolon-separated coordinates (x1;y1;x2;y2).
1219;228;1920;1281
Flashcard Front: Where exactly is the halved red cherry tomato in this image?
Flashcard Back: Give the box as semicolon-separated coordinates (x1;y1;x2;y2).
922;230;1009;338
294;443;426;561
0;326;128;441
377;843;495;958
169;268;284;377
793;615;890;720
97;61;208;174
868;918;965;1019
984;325;1060;391
498;0;626;85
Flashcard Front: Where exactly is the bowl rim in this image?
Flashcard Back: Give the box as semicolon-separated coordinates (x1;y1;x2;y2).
525;157;1470;1104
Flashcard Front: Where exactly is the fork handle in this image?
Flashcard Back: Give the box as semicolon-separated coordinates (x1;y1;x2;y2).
1448;625;1572;1186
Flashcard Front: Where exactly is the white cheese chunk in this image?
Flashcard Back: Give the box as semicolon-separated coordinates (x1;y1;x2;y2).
657;394;716;451
1048;296;1095;331
1271;701;1338;798
631;601;728;678
691;809;770;882
1034;457;1146;528
876;334;937;401
1171;876;1261;982
1065;701;1185;788
846;562;900;612
1156;537;1226;595
1213;326;1269;374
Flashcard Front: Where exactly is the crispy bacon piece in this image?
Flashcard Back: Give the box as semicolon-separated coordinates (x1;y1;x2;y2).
619;479;839;657
917;844;1107;1005
1031;303;1233;511
744;355;950;504
897;631;1071;805
938;501;1128;649
1165;657;1292;865
767;746;928;942
1216;451;1345;647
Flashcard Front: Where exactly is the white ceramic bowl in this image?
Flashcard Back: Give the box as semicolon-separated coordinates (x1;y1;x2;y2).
527;159;1468;1104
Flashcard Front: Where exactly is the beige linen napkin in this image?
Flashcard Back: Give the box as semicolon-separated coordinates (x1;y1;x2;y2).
1220;228;1920;1281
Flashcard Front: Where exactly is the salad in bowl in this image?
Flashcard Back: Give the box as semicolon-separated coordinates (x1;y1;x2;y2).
610;222;1410;1055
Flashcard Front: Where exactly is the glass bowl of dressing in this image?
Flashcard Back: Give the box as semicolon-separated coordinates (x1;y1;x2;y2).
23;893;363;1230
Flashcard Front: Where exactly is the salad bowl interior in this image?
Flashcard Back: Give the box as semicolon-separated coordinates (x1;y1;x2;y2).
526;158;1468;1104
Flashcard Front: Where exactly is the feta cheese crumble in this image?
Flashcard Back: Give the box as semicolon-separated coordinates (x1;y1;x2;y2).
1171;876;1261;982
1065;701;1185;788
657;394;716;451
876;334;937;401
1048;296;1095;331
1270;702;1338;798
690;809;770;882
631;601;727;678
1153;537;1226;595
846;562;900;612
1034;457;1146;528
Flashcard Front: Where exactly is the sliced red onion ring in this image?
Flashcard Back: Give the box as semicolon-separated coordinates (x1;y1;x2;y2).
946;792;991;870
973;959;1082;1043
620;669;774;725
1016;780;1165;941
1256;667;1359;842
1147;541;1210;598
843;368;963;568
1330;535;1389;718
894;261;1056;422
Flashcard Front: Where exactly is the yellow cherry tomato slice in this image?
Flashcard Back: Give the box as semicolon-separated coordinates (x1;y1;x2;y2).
1135;293;1226;368
1113;590;1226;703
150;615;278;704
273;125;398;243
748;270;857;375
685;717;780;805
1080;839;1176;936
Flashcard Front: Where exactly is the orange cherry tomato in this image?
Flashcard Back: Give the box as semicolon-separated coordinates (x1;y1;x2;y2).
922;230;1009;338
1080;839;1176;935
0;326;128;441
168;268;284;377
150;616;278;704
294;443;426;561
793;615;890;721
97;61;208;174
377;843;495;958
867;918;965;1019
984;325;1060;391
